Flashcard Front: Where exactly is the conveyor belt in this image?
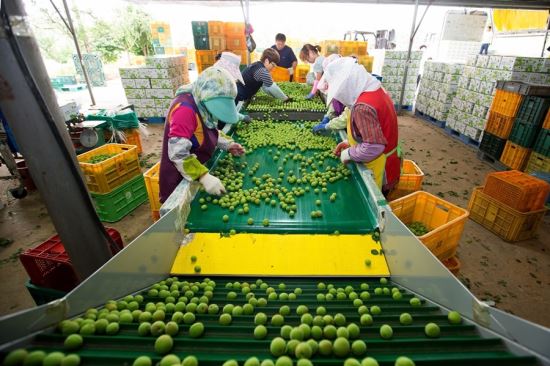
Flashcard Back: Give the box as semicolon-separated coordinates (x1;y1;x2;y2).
15;277;538;366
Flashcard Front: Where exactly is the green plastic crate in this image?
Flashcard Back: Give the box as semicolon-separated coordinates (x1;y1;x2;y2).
514;96;550;125
509;120;542;148
86;109;140;130
191;21;209;36
478;131;506;159
194;35;210;50
25;280;67;305
533;128;550;157
91;174;148;222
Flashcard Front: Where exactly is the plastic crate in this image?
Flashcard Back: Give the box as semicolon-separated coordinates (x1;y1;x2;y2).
389;191;469;260
144;162;161;211
543;110;550;129
224;22;245;36
387;159;424;201
357;55;374;73
500;141;531;171
509;119;542;148
533;128;550;157
104;129;143;154
478;131;506;160
339;41;368;56
483;170;550;212
207;21;224;36
441;256;460;275
19;228;123;291
197;63;214;74
320;40;340;56
232;49;247;65
271;66;290;82
468;187;547;242
191;21;208;36
209;36;226;51
225;34;247;50
77;143;140;194
196;50;218;72
514;96;550;125
193;35;209;50
91;174;148;222
485;111;515;139
294;64;310;83
490;89;523;118
526;152;550;174
25;280;67;305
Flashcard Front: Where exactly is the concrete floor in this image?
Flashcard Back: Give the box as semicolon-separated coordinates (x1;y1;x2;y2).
0;115;548;327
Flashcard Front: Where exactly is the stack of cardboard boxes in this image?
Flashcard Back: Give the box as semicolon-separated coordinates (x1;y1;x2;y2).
381;51;422;107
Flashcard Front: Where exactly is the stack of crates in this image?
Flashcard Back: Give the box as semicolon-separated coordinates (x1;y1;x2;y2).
150;21;173;55
526;109;550;174
480;81;550;170
144;162;161;221
319;40;368;57
193;21;247;73
468;171;549;241
192;21;209;50
77;144;148;222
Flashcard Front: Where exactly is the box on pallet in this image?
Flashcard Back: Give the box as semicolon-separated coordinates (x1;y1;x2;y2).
483;170;550;212
389;191;469;261
468;187;546;242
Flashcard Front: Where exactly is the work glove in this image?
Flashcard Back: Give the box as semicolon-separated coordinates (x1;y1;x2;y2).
334;140;350;157
288;67;294;76
228;142;246;156
340;148;351;164
305;92;316;100
283;97;293;103
241;114;252;123
199;173;226;196
312;116;330;134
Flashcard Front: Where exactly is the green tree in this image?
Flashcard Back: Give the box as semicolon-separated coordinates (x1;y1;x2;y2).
90;20;123;63
116;5;153;58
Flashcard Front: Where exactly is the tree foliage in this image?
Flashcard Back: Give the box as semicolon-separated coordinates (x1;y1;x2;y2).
115;5;154;57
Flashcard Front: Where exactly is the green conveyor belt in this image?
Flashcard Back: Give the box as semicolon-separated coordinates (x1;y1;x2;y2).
186;131;378;234
11;277;537;366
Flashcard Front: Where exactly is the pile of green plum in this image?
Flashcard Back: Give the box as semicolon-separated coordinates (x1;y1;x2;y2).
197;121;351;221
247;83;326;112
3;276;465;366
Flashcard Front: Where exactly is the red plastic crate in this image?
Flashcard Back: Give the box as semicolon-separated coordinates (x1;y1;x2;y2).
19;228;123;292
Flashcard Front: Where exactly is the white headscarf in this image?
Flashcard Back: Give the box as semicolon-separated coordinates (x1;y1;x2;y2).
320;57;382;107
214;52;245;85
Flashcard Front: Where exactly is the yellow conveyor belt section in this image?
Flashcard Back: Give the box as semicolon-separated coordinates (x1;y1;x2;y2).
170;233;390;276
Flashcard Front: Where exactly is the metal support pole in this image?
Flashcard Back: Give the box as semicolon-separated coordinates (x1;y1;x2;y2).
0;1;114;280
62;0;96;105
398;0;419;115
541;13;550;57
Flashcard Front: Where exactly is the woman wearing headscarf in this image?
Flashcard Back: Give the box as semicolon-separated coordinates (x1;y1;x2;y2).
159;67;245;202
322;57;400;194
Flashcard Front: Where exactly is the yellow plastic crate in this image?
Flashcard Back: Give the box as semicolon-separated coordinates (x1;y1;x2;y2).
468;187;547;242
389;191;469;260
270;66;290;82
78;144;140;194
144;162;161;211
357;55;374;73
388;159;424;201
525;152;550;174
340;41;368;56
295;64;310;83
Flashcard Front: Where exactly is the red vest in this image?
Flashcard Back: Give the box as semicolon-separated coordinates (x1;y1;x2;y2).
356;88;400;189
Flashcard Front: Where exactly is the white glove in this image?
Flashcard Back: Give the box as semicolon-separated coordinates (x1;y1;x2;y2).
288;67;294;76
199;173;226;196
340;148;351;164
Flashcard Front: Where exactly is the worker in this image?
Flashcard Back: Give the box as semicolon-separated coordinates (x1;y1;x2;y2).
159;67;245;203
236;48;292;103
299;44;324;99
213;51;252;127
271;33;297;81
312;100;350;134
324;57;401;194
480;25;493;55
